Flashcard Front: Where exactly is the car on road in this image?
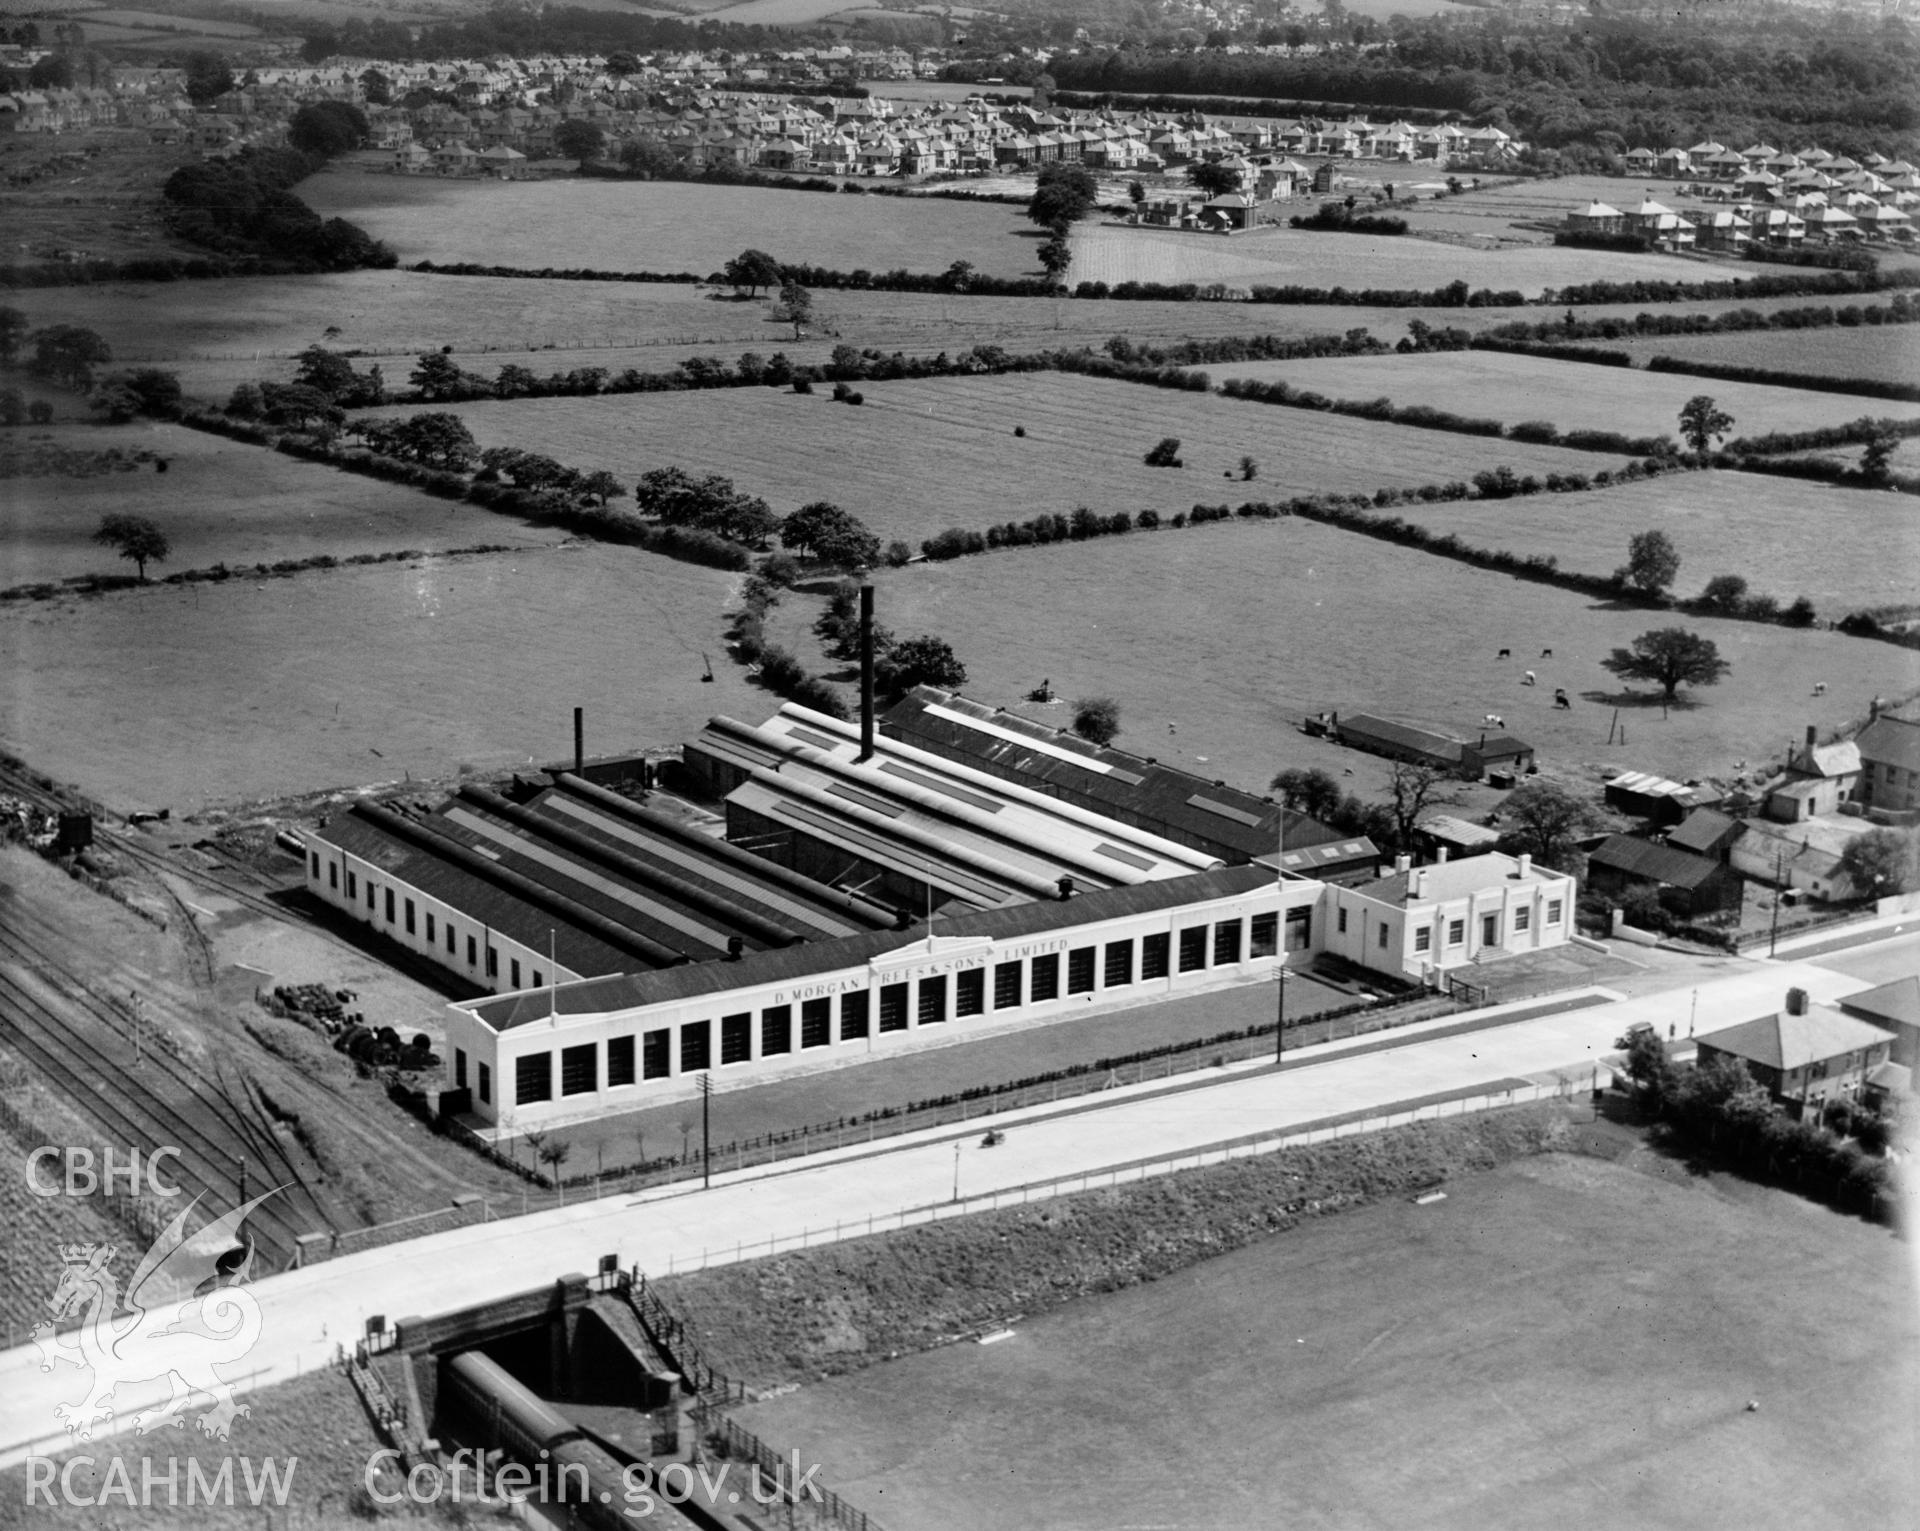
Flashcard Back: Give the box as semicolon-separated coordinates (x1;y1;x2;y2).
1614;1021;1657;1050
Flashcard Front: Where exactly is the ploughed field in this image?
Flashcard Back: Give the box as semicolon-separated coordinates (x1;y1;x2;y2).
1198;348;1920;443
1;421;552;588
301;172;1047;280
850;516;1919;791
1377;469;1920;617
366;372;1629;548
1601;323;1920;387
730;1151;1917;1531
0;545;764;811
1068;218;1791;297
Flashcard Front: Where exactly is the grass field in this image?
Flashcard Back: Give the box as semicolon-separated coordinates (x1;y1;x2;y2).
1394;171;1724;247
0;545;764;811
1199;348;1920;441
369;372;1629;548
730;1149;1917;1531
832;516;1920;793
1608;324;1920;387
1;421;552;587
1376;469;1920;616
301;171;1045;279
1070;220;1782;297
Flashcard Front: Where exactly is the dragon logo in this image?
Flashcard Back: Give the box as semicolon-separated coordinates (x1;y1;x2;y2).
31;1189;278;1442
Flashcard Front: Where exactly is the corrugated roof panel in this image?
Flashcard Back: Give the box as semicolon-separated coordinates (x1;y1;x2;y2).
1094;841;1157;871
880;760;1005;814
1188;794;1264;828
922;702;1115;775
826;782;905;819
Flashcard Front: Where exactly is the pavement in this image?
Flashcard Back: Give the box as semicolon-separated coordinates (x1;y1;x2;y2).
0;947;1888;1470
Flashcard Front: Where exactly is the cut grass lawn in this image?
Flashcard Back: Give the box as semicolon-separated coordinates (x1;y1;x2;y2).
369;372;1628;548
1377;468;1920;616
1607;323;1920;388
301;170;1047;280
0;545;765;811
726;1145;1917;1531
1070;218;1791;296
1199;347;1920;443
829;516;1920;795
1;421;552;588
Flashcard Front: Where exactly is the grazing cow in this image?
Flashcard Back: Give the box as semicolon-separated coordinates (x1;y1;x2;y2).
1813;682;1826;696
1484;713;1505;728
1541;647;1553;658
1554;689;1571;710
1523;670;1537;686
1497;648;1511;659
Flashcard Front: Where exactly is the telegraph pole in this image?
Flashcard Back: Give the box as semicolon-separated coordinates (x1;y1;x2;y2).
1768;847;1786;958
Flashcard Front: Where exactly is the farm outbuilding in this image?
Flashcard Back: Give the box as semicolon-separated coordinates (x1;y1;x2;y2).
1584;833;1741;919
1603;770;1723;827
1329;713;1465;773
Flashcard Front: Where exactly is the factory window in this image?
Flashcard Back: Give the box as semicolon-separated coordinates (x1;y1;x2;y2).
328;863;337;890
1067;946;1096;994
1414;927;1432;954
467;934;477;967
680;1021;710;1074
477;1063;490;1105
918;976;947;1026
956;968;985;1017
447;925;456;955
515;1053;552;1105
1514;907;1531;933
1213;920;1242;966
1447;919;1465;947
840;990;870;1040
346;870;356;900
878;983;909;1032
607;1035;635;1087
404;899;415;935
993;961;1023;1009
720;1012;752;1065
1336;907;1348;935
1142;932;1170;980
486;947;498;978
642;1030;670;1080
1285;906;1312;953
425;913;435;944
311;852;320;878
1546;899;1563;925
1104;940;1133;987
510;958;521;989
455;1049;467;1089
801;998;832;1049
1377;924;1389;949
1178;927;1208;972
1030;953;1061;1002
1249;913;1278;959
560;1044;596;1097
531;970;542;989
366;881;376;911
384;888;395;924
761;1004;792;1056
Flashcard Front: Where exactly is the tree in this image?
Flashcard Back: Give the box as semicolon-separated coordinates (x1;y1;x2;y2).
1677;394;1734;454
1190;160;1243;195
0;306;27;366
770;278;813;340
1497;779;1603;867
1144;437;1183;467
357;412;478;471
183;51;233;106
89;380;143;423
260;382;343;431
1621;528;1680;597
224;382;262;418
93;514;169;580
553;120;605;167
1838;829;1918;898
1601;627;1730;702
1698;573;1748;613
619;139;677;178
1239;455;1258;481
606;49;641;76
1027;162;1098;229
409;351;481;401
30;324;110;389
360;68;391;105
1036;234;1072;285
1270;767;1345;823
725;248;784;298
538;1139;573;1204
942;260;974;291
1860;434;1897;486
578;470;624;506
1384;761;1463;850
0;388;23;428
1128;180;1147;206
876;635;967;701
288;101;369;158
1624;1027;1675;1099
781;501;879;570
1072;697;1121;746
293;347;381;406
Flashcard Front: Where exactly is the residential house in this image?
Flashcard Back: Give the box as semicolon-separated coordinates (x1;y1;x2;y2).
1837;975;1920;1069
1728;819;1856;902
1693;988;1893;1116
1565;201;1626;237
1855;708;1920;812
1765;727;1861;822
1321;851;1577;984
1621;147;1657;175
1624;198;1695;249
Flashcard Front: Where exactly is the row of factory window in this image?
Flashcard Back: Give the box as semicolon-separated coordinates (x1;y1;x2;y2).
320;855;545;989
468;910;1305;1109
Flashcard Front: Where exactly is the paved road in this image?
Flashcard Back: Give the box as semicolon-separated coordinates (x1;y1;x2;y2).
0;953;1880;1468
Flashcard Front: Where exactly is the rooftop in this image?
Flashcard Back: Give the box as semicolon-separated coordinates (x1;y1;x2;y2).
1587;834;1726;891
1838;975;1920;1029
1353;850;1561;906
1695;1003;1893;1072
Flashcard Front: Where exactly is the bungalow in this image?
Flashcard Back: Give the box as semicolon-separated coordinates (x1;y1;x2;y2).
1585;833;1741;919
1694;988;1893;1116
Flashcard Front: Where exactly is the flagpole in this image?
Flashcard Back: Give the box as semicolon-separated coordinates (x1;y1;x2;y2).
1274;808;1286;1066
548;928;557;1025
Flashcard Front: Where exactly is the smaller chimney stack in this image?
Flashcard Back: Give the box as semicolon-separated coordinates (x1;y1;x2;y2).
726;936;744;961
1393;853;1411;876
1437;846;1450;863
1057;875;1076;901
574;706;584;776
1517;852;1532;879
1804;724;1817;762
1785;986;1809;1016
1411;868;1428;899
